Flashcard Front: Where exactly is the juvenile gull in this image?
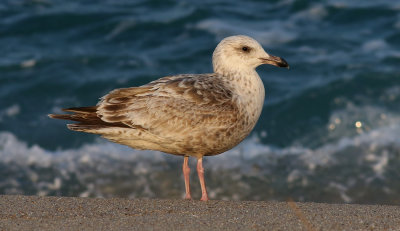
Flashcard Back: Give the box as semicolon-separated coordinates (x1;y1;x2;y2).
49;35;289;201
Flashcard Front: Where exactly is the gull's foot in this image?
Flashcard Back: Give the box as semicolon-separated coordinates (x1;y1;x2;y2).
200;195;209;201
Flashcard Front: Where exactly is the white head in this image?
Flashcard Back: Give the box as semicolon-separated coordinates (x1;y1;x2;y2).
212;35;288;75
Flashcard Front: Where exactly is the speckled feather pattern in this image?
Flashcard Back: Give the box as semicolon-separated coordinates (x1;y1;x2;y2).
52;35;276;159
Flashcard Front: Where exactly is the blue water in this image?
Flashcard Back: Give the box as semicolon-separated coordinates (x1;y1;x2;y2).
1;0;400;204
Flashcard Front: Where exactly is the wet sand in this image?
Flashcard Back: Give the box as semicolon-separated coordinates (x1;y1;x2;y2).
1;195;399;230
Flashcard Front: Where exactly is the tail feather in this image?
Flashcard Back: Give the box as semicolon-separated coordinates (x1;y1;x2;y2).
67;124;111;133
49;114;79;121
62;106;97;113
49;106;130;132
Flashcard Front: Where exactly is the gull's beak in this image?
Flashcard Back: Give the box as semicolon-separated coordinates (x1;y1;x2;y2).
260;55;289;69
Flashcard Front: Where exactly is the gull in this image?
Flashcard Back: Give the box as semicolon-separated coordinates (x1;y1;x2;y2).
49;35;289;201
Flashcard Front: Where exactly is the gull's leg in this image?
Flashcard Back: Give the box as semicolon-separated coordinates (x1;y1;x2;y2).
197;157;209;201
183;156;192;200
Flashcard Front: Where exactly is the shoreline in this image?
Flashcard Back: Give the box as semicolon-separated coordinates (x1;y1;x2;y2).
1;195;399;230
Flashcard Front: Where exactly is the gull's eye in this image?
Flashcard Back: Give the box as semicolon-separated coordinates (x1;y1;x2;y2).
242;46;250;52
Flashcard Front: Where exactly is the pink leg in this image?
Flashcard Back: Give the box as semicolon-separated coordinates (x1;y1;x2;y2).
183;156;192;200
197;157;209;201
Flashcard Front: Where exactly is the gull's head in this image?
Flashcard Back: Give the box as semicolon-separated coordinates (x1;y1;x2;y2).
212;35;289;75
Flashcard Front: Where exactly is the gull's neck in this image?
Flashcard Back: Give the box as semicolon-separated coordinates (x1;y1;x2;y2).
214;67;264;95
215;67;265;113
213;64;253;79
214;66;265;135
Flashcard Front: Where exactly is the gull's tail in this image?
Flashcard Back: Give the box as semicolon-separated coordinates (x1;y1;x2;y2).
48;106;130;133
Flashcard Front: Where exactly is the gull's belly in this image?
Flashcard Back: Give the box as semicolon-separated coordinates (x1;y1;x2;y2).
178;106;262;157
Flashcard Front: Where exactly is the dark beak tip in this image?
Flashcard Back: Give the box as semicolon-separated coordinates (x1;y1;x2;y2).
279;58;289;68
260;56;289;69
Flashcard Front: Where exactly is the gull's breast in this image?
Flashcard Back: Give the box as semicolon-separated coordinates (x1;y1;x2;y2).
201;72;265;156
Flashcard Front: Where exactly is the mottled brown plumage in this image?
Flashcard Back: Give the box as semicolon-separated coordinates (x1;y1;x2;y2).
49;35;289;201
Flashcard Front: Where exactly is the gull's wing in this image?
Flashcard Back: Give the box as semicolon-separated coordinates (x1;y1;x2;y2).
97;74;239;139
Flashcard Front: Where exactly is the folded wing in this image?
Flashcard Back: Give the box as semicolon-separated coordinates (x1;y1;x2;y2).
97;74;239;140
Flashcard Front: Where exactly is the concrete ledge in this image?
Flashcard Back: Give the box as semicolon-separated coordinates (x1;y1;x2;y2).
1;195;399;230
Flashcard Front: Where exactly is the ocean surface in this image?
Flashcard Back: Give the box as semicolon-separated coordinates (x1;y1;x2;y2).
1;0;400;204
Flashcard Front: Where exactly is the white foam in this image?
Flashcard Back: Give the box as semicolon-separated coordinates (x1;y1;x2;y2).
105;19;136;41
292;4;328;21
1;108;399;174
327;0;395;8
20;59;36;68
0;104;21;122
362;39;388;52
5;104;20;117
1;105;400;200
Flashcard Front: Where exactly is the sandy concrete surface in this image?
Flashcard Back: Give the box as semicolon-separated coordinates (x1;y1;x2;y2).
0;195;399;231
